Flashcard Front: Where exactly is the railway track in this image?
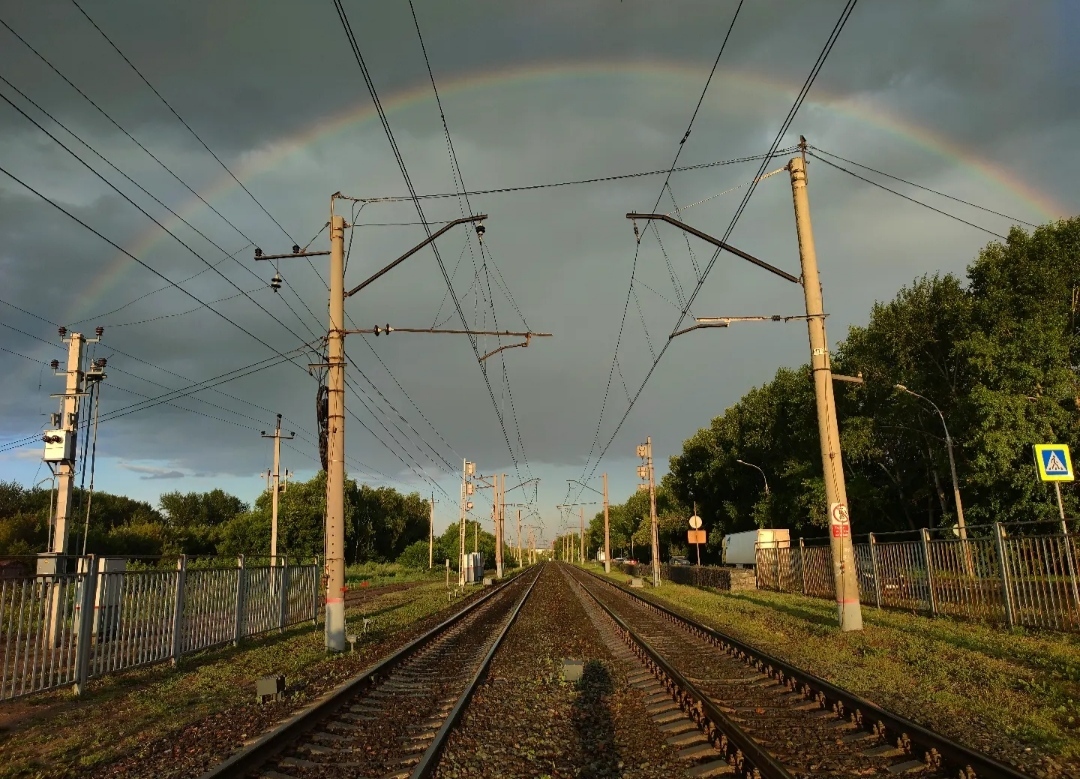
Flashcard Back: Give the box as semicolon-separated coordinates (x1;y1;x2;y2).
563;564;1033;779
198;566;539;779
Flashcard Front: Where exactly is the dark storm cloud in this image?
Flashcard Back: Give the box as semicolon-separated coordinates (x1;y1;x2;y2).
0;0;1076;516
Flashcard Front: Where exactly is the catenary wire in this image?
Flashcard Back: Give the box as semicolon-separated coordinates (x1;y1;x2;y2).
571;0;861;504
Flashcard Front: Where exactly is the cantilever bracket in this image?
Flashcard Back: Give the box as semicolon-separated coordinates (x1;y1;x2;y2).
480;333;532;362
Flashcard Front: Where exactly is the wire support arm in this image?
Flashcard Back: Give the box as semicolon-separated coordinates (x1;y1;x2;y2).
626;213;800;284
345;215;487;298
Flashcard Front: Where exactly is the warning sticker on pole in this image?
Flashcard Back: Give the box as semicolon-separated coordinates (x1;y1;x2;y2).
829;502;850;539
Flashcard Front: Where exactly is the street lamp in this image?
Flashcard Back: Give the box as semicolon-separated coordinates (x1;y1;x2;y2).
894;384;967;540
735;459;770;496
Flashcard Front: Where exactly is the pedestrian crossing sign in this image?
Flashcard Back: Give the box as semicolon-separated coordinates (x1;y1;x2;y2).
1035;444;1074;482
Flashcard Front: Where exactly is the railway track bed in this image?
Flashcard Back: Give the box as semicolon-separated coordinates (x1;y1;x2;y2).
564;564;1034;779
199;568;538;779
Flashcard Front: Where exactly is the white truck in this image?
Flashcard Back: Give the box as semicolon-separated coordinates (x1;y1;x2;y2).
722;528;791;568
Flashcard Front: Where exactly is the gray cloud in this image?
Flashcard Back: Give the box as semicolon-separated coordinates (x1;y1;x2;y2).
0;0;1076;533
118;463;186;480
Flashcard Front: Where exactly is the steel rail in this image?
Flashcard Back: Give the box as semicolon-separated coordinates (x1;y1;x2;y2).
569;567;794;779
196;566;536;779
410;563;542;777
582;567;1033;779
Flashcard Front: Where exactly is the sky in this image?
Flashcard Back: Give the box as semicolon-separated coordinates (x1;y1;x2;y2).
0;0;1077;547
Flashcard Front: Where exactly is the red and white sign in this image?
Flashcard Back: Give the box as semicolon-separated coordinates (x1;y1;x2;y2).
829;502;850;538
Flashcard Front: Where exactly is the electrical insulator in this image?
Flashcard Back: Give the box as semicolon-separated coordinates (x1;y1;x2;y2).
58;326;67;338
255;247;263;258
475;222;486;242
292;244;300;254
271;273;282;291
95;326;104;337
50;360;59;370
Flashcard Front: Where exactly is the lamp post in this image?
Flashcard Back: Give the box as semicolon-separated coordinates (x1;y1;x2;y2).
894;384;966;540
735;459;770;496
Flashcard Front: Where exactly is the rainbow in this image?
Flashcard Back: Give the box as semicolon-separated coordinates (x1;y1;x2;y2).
65;59;1071;325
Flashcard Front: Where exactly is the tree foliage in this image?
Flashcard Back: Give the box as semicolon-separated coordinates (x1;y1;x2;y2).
658;218;1080;540
0;472;434;563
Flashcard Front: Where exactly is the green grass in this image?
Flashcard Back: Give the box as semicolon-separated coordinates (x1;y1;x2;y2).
345;561;442;586
587;563;1080;770
0;580;457;778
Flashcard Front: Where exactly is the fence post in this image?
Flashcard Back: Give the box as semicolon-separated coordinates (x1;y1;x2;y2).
1061;521;1080;616
775;547;783;591
170;555;187;665
279;555;290;633
72;555;97;695
994;523;1015;629
233;555;247;646
798;538;807;594
312;556;320;627
869;533;882;609
921;528;937;616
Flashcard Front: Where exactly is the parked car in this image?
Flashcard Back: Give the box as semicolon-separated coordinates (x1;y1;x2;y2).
624;558;638;566
669;556;691;566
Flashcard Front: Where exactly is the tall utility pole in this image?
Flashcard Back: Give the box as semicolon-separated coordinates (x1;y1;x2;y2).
429;495;439;569
789;153;863;632
603;473;611;573
261;414;295;565
579;507;585;563
494;473;505;579
638;437;660;587
460;460;475;586
516;508;522;567
256;206;510;651
325;214;347;651
42;327;103;564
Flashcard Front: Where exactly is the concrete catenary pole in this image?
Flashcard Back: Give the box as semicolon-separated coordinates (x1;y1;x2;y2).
496;473;505;578
579;506;585;564
603;473;611;573
429;494;436;569
51;331;87;560
516;508;522;567
262;413;294;566
788;154;863;632
325;213;347;651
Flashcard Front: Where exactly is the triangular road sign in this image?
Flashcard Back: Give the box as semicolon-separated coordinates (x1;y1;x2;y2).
1046;452;1067;474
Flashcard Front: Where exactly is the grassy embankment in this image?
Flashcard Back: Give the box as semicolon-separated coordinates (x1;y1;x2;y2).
0;578;457;778
588;563;1080;775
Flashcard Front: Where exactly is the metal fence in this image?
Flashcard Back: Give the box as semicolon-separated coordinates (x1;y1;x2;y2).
755;521;1080;631
0;554;319;702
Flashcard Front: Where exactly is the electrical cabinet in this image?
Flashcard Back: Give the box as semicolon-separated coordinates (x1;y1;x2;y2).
42;429;75;462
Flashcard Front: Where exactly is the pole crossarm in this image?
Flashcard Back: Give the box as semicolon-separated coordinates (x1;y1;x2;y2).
345;215;488;298
254;250;330;261
626;213;801;284
566;478;603;497
505;477;540;494
669;314;819;339
342;326;552;361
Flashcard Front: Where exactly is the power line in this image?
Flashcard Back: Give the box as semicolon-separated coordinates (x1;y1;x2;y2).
408;0;534;484
808;146;1039;228
807;151;1008;239
0;15;257;246
575;1;749;491
0;87;319;358
572;0;861;504
355;153;781;202
332;0;525;482
0;306;408;489
67;0;296;243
